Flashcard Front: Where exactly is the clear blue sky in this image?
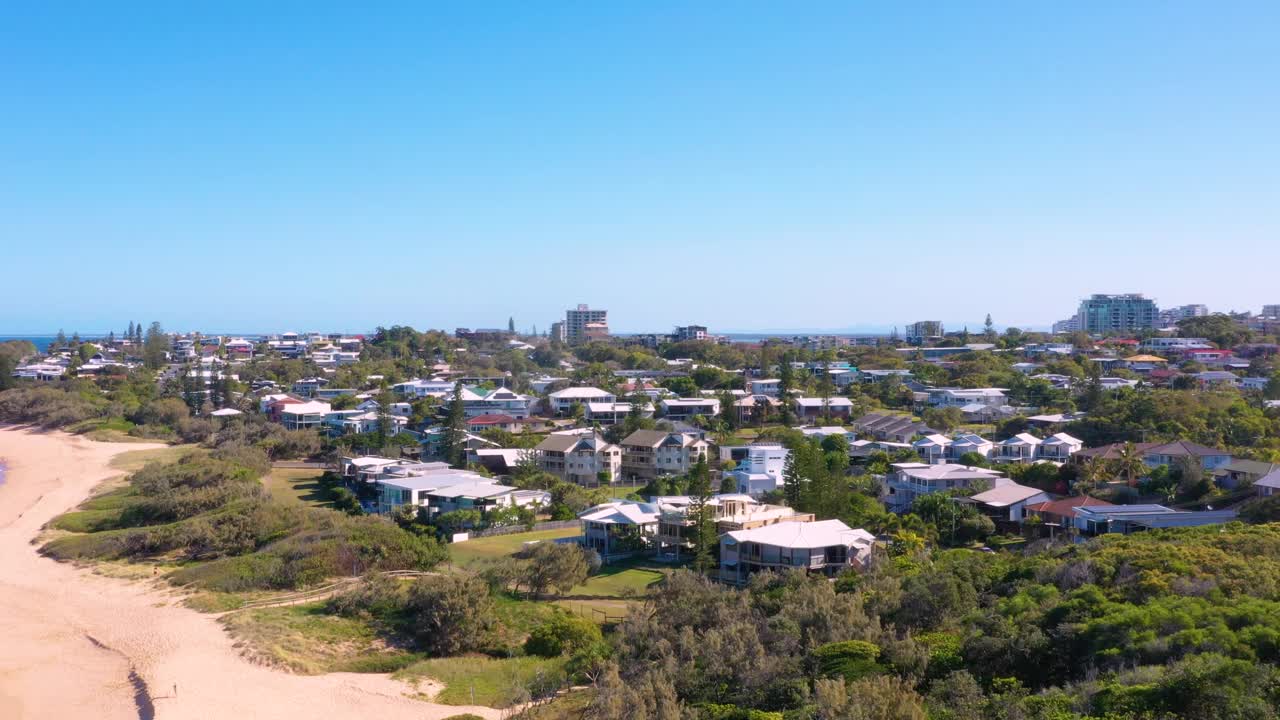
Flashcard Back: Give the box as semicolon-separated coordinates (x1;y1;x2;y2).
3;2;1277;335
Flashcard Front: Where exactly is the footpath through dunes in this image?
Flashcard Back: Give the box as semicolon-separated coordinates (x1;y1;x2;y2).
0;426;505;720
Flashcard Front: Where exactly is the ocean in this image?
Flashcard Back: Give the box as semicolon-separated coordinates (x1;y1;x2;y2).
0;336;63;353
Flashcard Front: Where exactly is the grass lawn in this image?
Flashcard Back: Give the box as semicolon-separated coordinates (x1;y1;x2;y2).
396;655;568;708
221;603;420;674
261;467;333;508
448;527;582;568
568;563;664;598
553;598;634;624
109;444;202;473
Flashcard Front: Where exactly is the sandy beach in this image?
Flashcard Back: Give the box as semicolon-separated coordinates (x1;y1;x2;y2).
0;426;504;720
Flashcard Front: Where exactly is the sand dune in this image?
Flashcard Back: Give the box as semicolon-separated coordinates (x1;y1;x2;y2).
0;426;505;720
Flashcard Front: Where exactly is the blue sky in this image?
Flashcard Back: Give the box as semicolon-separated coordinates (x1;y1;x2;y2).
2;2;1277;335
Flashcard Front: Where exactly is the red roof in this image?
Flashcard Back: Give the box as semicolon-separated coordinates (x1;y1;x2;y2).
1103;338;1139;345
467;414;517;425
1026;495;1114;518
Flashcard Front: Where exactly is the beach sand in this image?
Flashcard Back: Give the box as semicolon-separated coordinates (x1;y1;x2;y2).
0;426;504;720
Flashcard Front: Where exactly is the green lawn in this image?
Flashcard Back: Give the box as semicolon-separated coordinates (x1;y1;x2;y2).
568;563;665;598
261;467;333;508
396;655;567;708
448;527;582;567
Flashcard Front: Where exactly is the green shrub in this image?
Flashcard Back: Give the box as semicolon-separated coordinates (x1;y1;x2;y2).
812;639;883;681
524;613;603;657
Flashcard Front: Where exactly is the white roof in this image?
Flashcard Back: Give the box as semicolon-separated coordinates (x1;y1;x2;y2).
210;408;243;417
725;519;874;550
1042;432;1082;445
427;480;517;499
969;482;1045;507
549;386;613;399
578;501;660;526
1001;433;1042;446
794;396;853;407
1256;469;1280;490
914;434;953;447
281;400;332;415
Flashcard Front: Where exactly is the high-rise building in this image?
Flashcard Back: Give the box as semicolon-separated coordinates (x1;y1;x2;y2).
1076;294;1158;334
1262;305;1280;319
673;325;709;342
1052;316;1081;334
904;321;944;344
1158;304;1209;327
549;321;566;343
565;304;608;344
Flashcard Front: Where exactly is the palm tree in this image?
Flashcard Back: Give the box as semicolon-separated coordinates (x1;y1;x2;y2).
1075;459;1108;497
1113;442;1148;487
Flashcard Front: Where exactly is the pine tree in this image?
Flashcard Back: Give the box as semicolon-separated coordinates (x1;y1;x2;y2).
126;321;135;343
782;450;803;507
508;316;516;335
685;458;716;574
984;313;995;341
54;329;67;350
443;382;467;468
778;351;796;425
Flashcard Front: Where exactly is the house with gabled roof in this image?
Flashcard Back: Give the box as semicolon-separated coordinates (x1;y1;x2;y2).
535;432;621;486
619;430;711;481
961;482;1051;522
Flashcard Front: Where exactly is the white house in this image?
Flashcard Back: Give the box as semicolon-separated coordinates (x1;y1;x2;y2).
1039;432;1083;461
585;401;653;426
729;444;790;496
535;432;622;485
996;433;1042;463
883;463;1004;513
461;387;532;419
949;433;994;460
912;434;953;464
748;379;781;397
719;519;875;585
579;500;661;556
548;386;616;415
394;379;458;399
793;396;854;420
964;482;1051;522
280;400;332;430
660;397;720;421
927;388;1008;408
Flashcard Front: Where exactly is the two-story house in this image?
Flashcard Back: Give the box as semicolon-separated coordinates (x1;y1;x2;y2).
548;386;616;415
660;397;720;421
619;430;711;481
883;462;1004;513
720;519;875;585
535;432;622;485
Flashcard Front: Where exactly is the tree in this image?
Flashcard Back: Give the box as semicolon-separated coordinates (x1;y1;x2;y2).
1075;459;1107;497
686;458;716;573
778;352;796;425
53;329;67;350
405;574;496;655
922;407;963;433
142;322;169;369
519;542;590;598
525;613;603;657
508;316;516;335
814;675;926;720
984;314;996;342
1112;442;1147;486
443;382;467;468
1265;369;1280;400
